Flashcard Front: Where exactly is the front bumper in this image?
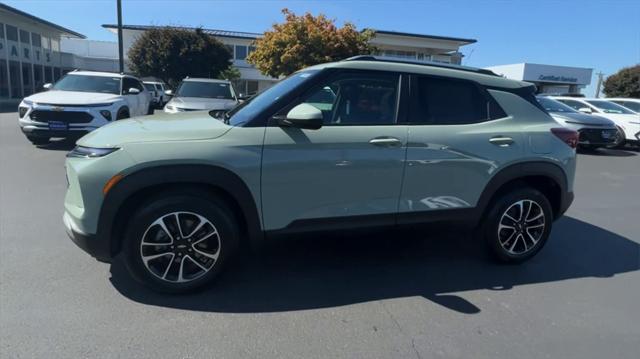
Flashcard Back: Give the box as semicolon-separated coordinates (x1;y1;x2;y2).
18;101;116;138
576;127;618;146
64;212;111;262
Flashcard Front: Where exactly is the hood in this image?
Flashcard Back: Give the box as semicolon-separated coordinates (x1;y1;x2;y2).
77;111;232;148
25;90;121;105
167;96;237;111
550;112;616;127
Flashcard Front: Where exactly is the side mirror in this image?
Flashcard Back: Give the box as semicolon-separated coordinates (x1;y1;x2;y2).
164;89;173;96
278;103;323;130
43;83;52;90
578;107;592;114
127;87;140;95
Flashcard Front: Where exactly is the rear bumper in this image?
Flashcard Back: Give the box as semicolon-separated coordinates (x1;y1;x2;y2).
63;212;112;263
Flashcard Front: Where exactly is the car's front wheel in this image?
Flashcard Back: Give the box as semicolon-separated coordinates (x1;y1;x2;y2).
483;187;553;263
123;191;239;293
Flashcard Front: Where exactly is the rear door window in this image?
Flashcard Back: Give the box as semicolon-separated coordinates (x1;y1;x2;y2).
408;76;505;124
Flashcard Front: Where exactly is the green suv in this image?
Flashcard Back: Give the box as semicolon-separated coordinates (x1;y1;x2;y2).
64;56;577;292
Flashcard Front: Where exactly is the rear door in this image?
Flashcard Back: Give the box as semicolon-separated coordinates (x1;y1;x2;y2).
261;70;409;231
398;75;524;220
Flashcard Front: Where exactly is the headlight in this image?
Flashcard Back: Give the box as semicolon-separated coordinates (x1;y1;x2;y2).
67;146;120;158
100;110;112;121
88;102;114;107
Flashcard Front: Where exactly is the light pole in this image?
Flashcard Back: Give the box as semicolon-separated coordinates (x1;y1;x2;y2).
117;0;124;73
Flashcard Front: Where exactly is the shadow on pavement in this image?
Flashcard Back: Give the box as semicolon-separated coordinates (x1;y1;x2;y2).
578;147;637;157
109;216;639;314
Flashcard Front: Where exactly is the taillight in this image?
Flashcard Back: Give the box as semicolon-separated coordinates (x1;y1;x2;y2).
551;128;579;149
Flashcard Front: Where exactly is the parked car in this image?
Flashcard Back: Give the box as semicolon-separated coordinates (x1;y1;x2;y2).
536;96;619;149
163;78;238;117
551;97;640;147
606;98;640;113
64;56;577;293
143;81;168;108
18;71;152;145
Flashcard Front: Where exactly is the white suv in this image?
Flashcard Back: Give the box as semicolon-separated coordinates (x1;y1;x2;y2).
18;71;152;145
551;96;640;146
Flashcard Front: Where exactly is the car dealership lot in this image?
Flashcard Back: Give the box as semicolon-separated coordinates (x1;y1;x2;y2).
1;112;639;358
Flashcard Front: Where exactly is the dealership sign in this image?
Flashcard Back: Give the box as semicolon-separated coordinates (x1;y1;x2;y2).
538;75;578;83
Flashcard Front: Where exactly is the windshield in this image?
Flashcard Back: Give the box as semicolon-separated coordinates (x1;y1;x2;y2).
536;97;577;113
227;70;320;126
52;74;121;94
586;100;635;114
143;84;156;91
176;81;234;99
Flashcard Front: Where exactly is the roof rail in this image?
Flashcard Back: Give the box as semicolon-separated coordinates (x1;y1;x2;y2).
343;55;498;77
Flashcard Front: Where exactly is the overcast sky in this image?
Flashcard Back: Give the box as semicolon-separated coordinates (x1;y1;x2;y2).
5;0;640;96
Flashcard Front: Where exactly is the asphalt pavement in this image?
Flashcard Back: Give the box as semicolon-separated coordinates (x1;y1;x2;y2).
1;112;639;358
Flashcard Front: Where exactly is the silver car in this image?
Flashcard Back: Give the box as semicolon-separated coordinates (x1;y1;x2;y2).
164;78;238;115
536;96;620;149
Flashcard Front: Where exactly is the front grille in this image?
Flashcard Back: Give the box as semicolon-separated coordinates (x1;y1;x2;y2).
578;128;617;144
30;110;93;124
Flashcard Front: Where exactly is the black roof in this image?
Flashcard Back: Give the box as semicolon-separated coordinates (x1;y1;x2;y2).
366;29;477;44
102;24;261;40
0;3;85;38
343;55;498;76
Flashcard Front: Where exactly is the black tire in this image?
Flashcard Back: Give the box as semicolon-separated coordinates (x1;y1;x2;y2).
116;108;130;120
27;136;49;145
123;190;239;293
483;187;553;263
147;103;154;115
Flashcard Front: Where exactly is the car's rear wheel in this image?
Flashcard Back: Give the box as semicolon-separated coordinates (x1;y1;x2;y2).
27;136;49;146
123;191;239;293
483;187;553;263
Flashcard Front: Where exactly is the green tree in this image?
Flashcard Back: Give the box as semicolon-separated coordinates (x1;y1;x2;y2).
603;64;640;98
247;9;375;78
220;66;241;81
128;27;232;88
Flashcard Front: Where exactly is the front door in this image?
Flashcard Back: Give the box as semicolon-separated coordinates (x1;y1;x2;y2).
261;71;408;231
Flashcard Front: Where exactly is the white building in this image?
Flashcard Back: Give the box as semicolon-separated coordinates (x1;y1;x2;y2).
485;63;593;95
0;3;86;99
102;24;477;95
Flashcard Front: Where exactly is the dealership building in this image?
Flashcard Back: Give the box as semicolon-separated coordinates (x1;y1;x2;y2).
485;63;593;95
102;24;477;95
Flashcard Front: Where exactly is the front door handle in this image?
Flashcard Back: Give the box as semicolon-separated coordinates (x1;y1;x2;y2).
369;136;402;147
489;136;514;147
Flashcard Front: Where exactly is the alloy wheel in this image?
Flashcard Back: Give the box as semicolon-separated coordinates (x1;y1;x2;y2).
140;211;221;283
497;199;546;255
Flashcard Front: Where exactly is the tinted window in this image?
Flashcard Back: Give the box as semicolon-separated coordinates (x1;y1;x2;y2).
235;46;247;60
176;81;234;99
123;77;143;93
557;99;591;111
536;97;577;113
6;25;17;41
19;29;30;44
586;100;635;114
53;74;121;94
144;83;156;91
296;72;399;125
620;101;640;112
409;76;502;124
31;33;41;47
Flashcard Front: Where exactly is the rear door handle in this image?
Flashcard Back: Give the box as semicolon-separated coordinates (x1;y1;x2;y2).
489;136;514;147
369;136;402;147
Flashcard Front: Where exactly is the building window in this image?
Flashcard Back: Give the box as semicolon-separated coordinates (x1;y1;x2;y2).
0;59;8;98
22;63;33;96
9;61;21;98
0;23;4;38
382;50;416;60
248;46;256;55
53;67;61;82
33;64;43;91
44;66;52;83
235;45;247;60
247;80;259;95
19;29;30;44
6;25;18;41
31;33;42;47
